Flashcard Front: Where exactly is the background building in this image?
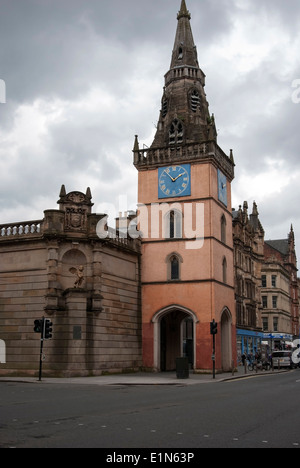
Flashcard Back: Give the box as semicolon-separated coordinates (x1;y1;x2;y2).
261;226;299;350
233;202;265;361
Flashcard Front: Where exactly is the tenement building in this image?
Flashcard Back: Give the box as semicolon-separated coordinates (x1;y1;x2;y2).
232;202;265;361
261;226;299;350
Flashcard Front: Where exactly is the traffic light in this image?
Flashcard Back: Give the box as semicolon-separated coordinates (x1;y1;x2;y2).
210;320;218;335
44;319;53;340
34;319;43;334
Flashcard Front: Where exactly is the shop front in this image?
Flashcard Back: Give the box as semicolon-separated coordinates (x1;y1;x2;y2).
237;329;264;364
262;333;294;351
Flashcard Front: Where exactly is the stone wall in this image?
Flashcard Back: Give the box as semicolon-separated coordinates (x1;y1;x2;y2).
0;188;142;377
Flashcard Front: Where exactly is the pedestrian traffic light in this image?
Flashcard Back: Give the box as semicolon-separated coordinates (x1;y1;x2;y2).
34;319;43;334
210;320;218;335
44;319;53;340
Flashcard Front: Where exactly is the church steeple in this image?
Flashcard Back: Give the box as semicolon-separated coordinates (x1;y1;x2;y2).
178;0;191;19
150;0;215;150
133;1;236;374
133;0;234;183
170;0;198;70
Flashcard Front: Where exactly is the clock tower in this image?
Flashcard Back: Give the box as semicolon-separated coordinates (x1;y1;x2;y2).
133;0;236;372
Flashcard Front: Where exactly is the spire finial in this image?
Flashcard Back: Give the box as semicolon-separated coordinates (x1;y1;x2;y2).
133;135;140;152
178;0;191;20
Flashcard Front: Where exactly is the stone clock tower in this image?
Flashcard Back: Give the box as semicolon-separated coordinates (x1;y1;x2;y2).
133;0;236;372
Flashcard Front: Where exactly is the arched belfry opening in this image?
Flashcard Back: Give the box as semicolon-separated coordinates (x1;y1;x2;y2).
152;306;198;372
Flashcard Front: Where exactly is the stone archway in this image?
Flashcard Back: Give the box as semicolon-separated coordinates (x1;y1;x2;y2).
221;308;232;371
152;305;198;372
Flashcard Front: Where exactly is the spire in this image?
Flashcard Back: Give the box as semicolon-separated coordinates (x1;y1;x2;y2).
133;1;235;183
178;0;191;20
171;0;198;69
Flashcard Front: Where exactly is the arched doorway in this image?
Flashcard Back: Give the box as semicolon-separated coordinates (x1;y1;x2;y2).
152;306;198;372
221;308;232;371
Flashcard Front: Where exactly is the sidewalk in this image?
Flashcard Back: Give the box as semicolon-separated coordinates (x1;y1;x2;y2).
0;368;292;386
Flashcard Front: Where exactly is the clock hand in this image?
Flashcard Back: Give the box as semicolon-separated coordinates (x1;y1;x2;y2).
164;170;176;182
173;173;184;181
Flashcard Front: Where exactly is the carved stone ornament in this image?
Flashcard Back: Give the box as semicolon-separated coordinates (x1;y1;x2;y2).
69;265;85;288
65;207;87;231
57;185;94;233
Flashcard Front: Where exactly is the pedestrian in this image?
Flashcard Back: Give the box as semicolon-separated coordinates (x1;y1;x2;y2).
242;353;246;366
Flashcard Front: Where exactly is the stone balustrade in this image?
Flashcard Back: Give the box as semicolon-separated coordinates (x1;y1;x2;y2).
0;220;43;239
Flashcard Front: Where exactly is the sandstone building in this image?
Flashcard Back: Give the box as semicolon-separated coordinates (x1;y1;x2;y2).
233;202;265;360
0;186;142;376
133;0;236;373
261;226;299;349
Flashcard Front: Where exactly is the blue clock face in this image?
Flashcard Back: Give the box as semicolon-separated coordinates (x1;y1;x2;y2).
158;164;191;199
218;169;227;207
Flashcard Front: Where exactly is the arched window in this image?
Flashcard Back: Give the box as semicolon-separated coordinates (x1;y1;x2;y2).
178;47;183;60
166;252;183;281
165;210;182;239
222;257;227;284
171;256;180;280
169;119;184;145
221;214;227;244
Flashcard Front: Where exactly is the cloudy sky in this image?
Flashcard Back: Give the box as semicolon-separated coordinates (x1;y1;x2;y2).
1;0;300;253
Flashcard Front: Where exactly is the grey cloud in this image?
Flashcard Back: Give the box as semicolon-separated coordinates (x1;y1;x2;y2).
1;0;300;250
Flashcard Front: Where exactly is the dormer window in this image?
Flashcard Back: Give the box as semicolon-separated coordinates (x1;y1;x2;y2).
178;47;183;60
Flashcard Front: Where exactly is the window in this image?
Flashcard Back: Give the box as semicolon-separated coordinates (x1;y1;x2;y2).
222;257;227;284
236;302;242;325
221;214;226;244
273;317;278;332
262;317;269;331
162;98;168;118
190;90;201;113
246;281;254;300
169;119;184;145
166;252;183;281
178;47;183;60
262;296;268;308
272;296;278;309
165;210;182;239
261;275;267;288
271;275;277;288
171;256;180;280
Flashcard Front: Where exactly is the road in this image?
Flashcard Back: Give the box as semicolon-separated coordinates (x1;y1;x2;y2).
0;371;300;449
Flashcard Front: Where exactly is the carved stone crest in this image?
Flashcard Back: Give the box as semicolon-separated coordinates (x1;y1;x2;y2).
57;185;94;233
65;207;87;231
